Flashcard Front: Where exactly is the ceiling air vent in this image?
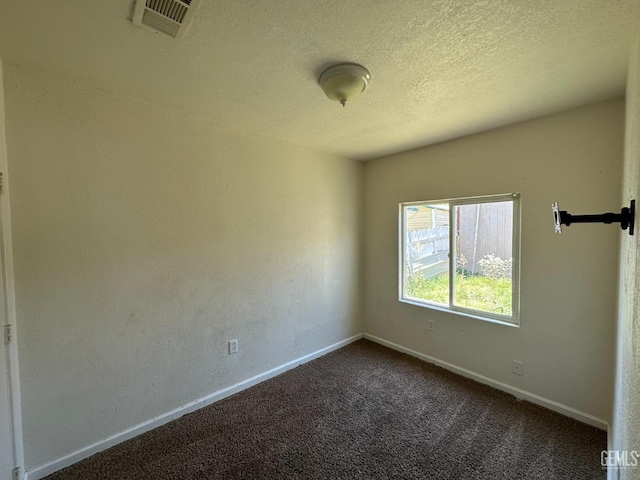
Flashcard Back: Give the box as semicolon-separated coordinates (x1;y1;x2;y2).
132;0;201;39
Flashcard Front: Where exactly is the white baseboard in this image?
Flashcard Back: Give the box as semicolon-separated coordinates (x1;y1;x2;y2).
24;332;608;479
24;333;364;480
364;333;608;431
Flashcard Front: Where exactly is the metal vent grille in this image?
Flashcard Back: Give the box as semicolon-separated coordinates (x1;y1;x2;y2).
141;9;180;37
145;0;188;24
132;0;201;39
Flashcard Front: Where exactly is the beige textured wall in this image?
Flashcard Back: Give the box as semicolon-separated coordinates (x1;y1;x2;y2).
363;99;623;422
613;29;640;480
3;64;363;469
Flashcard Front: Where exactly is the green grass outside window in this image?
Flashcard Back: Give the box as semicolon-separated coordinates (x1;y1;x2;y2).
406;273;512;316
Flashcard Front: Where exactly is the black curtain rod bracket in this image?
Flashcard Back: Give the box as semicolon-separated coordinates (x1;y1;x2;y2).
552;200;635;235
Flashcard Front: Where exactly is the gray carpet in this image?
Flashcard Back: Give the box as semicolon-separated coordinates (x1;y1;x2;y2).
45;340;606;479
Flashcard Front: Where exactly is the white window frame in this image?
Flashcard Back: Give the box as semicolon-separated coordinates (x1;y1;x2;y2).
399;193;521;326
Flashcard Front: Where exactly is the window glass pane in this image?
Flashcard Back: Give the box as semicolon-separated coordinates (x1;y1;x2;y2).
404;204;450;306
453;201;513;316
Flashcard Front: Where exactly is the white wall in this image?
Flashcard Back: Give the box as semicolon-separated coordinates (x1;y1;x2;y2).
612;29;640;480
363;99;624;422
2;64;363;470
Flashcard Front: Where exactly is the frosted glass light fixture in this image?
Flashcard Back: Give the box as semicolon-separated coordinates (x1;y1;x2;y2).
319;63;371;107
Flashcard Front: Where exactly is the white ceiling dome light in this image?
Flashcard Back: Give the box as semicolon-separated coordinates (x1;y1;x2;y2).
319;63;371;107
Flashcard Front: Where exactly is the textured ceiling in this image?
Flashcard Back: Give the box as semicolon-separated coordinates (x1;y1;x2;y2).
0;0;637;160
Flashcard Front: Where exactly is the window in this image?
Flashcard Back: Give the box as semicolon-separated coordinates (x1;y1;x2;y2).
400;193;520;325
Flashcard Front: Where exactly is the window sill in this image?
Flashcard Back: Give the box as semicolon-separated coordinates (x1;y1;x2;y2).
399;298;520;328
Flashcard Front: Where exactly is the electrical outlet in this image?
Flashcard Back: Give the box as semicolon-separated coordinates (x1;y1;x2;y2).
511;360;523;376
427;320;436;332
228;339;238;355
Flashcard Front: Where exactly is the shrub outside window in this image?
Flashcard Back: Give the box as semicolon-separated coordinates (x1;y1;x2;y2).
400;193;521;325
